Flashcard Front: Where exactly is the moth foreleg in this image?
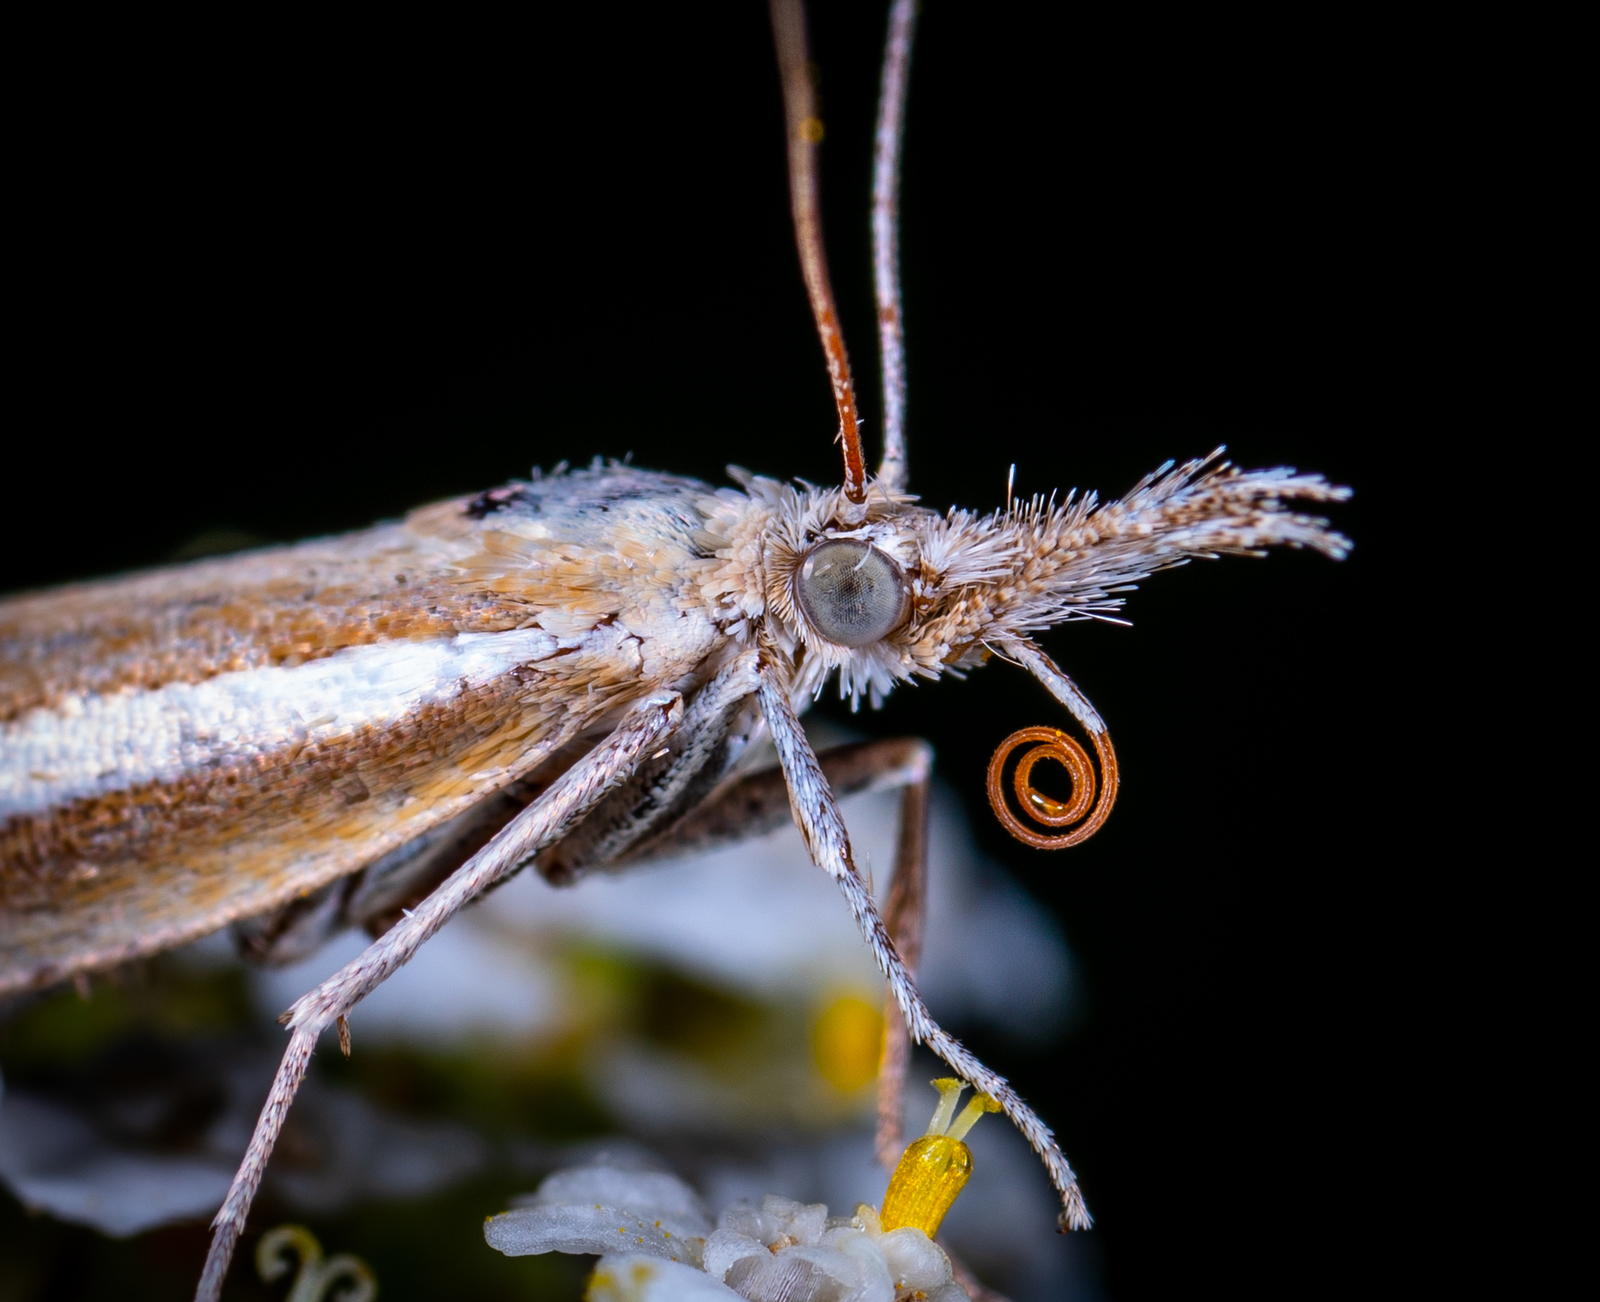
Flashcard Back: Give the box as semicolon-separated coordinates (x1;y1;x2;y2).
755;663;1092;1232
621;735;933;865
536;652;764;883
194;690;686;1302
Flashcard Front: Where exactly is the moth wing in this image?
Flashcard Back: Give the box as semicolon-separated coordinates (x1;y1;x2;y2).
0;468;725;993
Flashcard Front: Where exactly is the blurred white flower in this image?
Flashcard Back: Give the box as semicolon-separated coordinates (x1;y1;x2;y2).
0;1047;486;1237
487;1157;969;1302
243;775;1071;1140
249;775;1071;1051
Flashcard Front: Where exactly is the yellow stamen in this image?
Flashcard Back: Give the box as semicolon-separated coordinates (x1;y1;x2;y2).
925;1077;966;1136
880;1080;998;1238
945;1092;1000;1142
880;1134;971;1237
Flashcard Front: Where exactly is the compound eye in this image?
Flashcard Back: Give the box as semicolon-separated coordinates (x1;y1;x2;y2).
797;539;909;647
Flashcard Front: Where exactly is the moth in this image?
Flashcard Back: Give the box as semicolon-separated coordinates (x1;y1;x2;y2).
0;2;1349;1298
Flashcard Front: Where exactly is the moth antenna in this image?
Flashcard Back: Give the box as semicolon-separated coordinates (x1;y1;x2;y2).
873;0;917;492
987;640;1120;849
770;0;867;508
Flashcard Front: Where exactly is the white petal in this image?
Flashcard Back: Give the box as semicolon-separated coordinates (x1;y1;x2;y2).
826;1232;896;1302
702;1229;767;1281
534;1163;712;1234
764;1194;828;1246
725;1250;870;1302
876;1227;956;1293
716;1194;829;1248
590;1254;744;1301
484;1204;703;1265
717;1201;783;1243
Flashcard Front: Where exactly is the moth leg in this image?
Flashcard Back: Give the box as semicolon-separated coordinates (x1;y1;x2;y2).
619;736;932;865
535;674;767;885
755;663;1092;1232
876;765;928;1167
616;733;933;1166
194;691;686;1302
231;875;356;966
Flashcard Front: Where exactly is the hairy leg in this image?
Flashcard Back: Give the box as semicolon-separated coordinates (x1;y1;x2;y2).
617;730;935;1165
623;734;933;864
876;769;928;1166
755;661;1091;1231
194;691;685;1302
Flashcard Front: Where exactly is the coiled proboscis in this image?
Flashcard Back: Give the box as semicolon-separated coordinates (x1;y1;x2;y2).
986;725;1119;849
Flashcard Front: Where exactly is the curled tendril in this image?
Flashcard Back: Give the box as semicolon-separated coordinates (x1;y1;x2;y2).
986;725;1119;849
256;1224;377;1302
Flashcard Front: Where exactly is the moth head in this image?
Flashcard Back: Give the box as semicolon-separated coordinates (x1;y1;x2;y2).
735;477;1020;709
727;450;1350;711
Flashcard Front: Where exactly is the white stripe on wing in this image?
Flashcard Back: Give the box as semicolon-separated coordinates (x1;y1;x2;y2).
0;629;565;817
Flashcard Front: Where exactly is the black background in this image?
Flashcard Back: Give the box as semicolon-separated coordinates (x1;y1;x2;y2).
5;3;1425;1296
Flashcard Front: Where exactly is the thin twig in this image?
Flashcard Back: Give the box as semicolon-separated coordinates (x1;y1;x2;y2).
770;0;867;507
873;0;917;492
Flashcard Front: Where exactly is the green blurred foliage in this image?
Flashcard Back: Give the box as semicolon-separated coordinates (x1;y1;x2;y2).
1;959;253;1078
